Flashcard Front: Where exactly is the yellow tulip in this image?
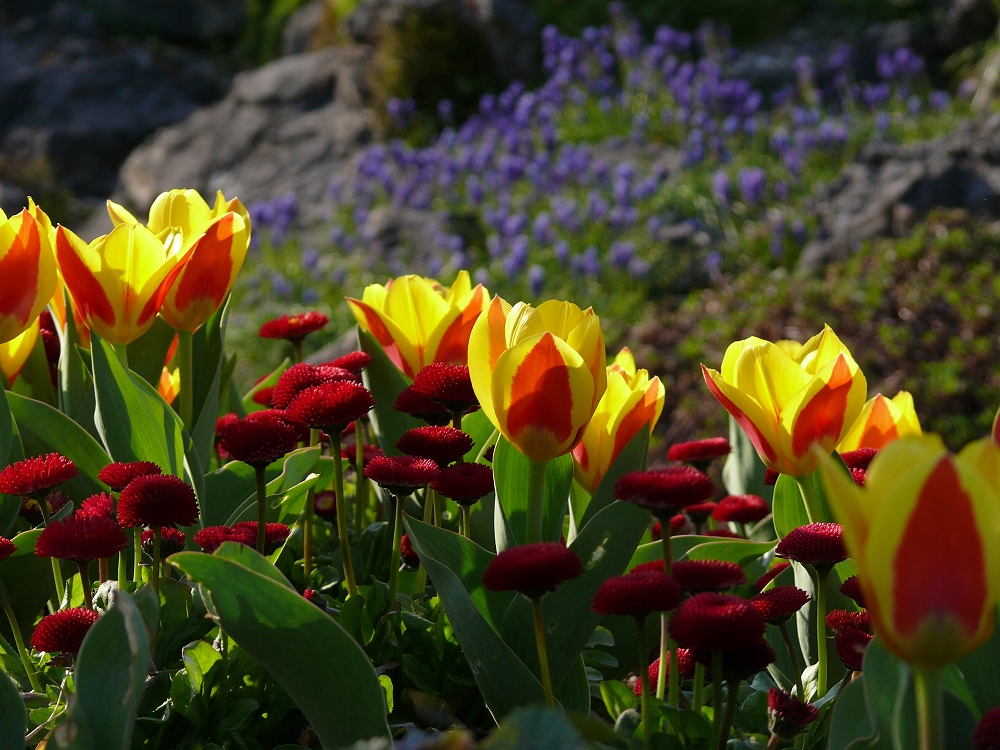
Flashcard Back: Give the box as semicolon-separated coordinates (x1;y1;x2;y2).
0;203;58;345
572;347;664;494
837;391;921;452
347;271;489;379
158;366;180;405
0;319;39;382
817;435;1000;669
468;296;607;463
702;325;867;476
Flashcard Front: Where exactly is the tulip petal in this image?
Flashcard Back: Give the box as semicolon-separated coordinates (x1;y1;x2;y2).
427;282;487;365
565;311;607;413
347;297;420;378
468;295;512;430
702;364;782;469
382;276;452;365
0;319;39;382
55;226;118;335
719;336;771;382
732;341;811;418
106;200;140;227
0;211;47;343
147;188;212;235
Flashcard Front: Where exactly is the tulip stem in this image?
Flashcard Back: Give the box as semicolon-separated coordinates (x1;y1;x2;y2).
636;617;653;750
388;493;404;603
37;500;65;604
794;473;824;525
331;433;357;596
814;566;830;698
526;460;548;544
177;329;194;428
151;528;161;597
0;580;42;693
778;620;805;697
353;420;367;533
77;561;93;610
914;668;944;750
532;597;556;708
254;466;268;555
112;342;128;368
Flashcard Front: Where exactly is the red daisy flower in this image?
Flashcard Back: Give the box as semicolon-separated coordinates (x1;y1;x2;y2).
78;493;115;519
840;575;866;608
20;490;72;525
840;447;878;471
669;592;766;650
634;650;696;695
753;562;791;592
313;490;337;521
750;586;810;624
667;437;731;463
411;363;479;415
592;572;684;617
40;326;60;364
194;526;242;553
671;560;746;593
835;627;873;671
285;381;376;432
117;475;199;529
35;511;127;561
670;514;693;535
400;533;419;567
303;588;323;607
218;410;301;468
396;426;473;467
768;688;820;739
482;542;583;598
140;527;187;563
775;523;847;567
763;468;780;486
692;641;776;681
431;462;495;506
712;495;770;525
216;413;238;436
259;311;329;342
233;521;290;554
270;363;355;409
251;386;275;407
684;501;716;525
0;536;16;563
973;707;1000;750
98;461;162;492
31;608;99;654
393;386;452;426
325;351;372;374
613;467;715;519
849;467;867;486
342;443;383;468
364;455;440;496
0;453;77;497
826;609;872;634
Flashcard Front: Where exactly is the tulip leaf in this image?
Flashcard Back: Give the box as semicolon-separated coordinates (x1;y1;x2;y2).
0;666;26;750
772;474;810;538
493;439;573;550
0;388;21;537
222;448;323;526
579;427;649;527
191;298;229;426
722;413;772;500
170;549;392;747
202;460;285;527
10;333;57;407
241;357;289;413
0;529;53;644
401;516;546;720
126;316;176;389
357;327;420;456
958;606;1000;713
827;674;880;750
500;500;650;690
462;409;497;462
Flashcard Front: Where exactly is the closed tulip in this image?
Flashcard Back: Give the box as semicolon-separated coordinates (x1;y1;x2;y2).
702;325;867;477
347;271;488;378
838;391;921;452
817;434;1000;670
573;347;664;494
468;297;606;464
0;204;57;345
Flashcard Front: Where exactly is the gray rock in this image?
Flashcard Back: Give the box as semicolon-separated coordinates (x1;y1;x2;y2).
281;0;333;56
800;115;1000;269
87;0;245;42
0;181;27;215
939;0;997;54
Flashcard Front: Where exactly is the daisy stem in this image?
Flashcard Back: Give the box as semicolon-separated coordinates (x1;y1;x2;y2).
460;506;471;538
132;528;142;584
778;620;805;697
254;465;268;555
387;493;404;603
532;596;555;708
177;329;193;429
526;460;548;544
331;432;357;596
814;566;830;698
794;473;823;525
657;529;672;701
353;420;367;533
77;561;93;610
0;580;42;693
718;679;739;750
693;663;705;713
152;528;161;597
98;558;108;584
636;617;653;750
303;429;320;584
292;340;303;364
710;649;724;750
37;500;64;604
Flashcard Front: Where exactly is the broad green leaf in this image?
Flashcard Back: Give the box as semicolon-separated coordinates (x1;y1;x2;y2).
67;592;151;750
191;298;229;427
579;428;649;527
772;474;810;539
171;550;391;747
483;706;585;750
0;668;26;750
56;286;90;420
202;460;284;527
10;333;56;407
828;673;881;750
600;680;638;721
208;541;295;589
626;534;755;571
461;408;496;461
222;448;323;525
0;389;19;536
126;316;175;389
555;656;590;714
241;357;289;413
357;327;419;455
0;529;52;643
958;606;1000;713
493;440;572;550
721;414;772;500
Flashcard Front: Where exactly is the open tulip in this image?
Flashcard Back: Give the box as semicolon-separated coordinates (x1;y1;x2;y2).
573;347;664;494
838;391;921;452
702;325;867;477
347;271;488;378
0;318;39;382
469;296;607;464
0;204;57;345
55;222;189;345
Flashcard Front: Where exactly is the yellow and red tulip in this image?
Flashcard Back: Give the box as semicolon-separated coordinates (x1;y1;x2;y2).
347;271;488;379
0;318;39;382
572;347;664;494
838;391;921;452
468;297;607;463
817;435;1000;669
158;366;180;405
0;204;58;345
702;325;867;476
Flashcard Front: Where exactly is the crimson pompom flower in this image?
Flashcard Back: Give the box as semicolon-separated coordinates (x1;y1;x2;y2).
702;529;743;539
270;363;355;409
613;467;715;519
141;527;187;562
712;494;770;524
285;381;375;431
483;542;583;598
216;413;238;435
768;688;820;739
313;490;337;521
400;533;419;567
693;641;776;681
79;493;114;518
684;501;716;525
31;608;99;654
751;586;810;624
973;707;1000;750
849;467;867;486
671;559;746;593
218;410;300;468
342;443;383;468
364;455;440;496
0;453;78;497
193;525;256;552
840;447;878;471
251;386;274;407
826;609;872;634
233;521;290;554
840;575;865;608
431;462;494;506
117;474;199;529
411;363;479;415
393;385;452;426
763;468;780;486
753;562;791;592
326;350;372;374
667;437;731;463
775;523;847;567
396;426;473;466
593;572;684;617
20;491;72;525
835;627;873;671
671;514;693;535
634;650;695;695
35;511;128;562
259;311;329;342
669;592;766;650
0;536;16;563
98;461;162;492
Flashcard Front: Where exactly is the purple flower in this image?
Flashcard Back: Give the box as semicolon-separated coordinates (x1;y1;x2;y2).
528;265;545;295
712;171;730;205
301;248;320;271
929;90;950;111
554;240;570;263
738;167;767;205
609;241;635;268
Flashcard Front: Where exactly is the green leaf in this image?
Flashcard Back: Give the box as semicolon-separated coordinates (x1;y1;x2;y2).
0;529;53;643
57;286;91;420
0;667;26;750
357;327;419;455
721;414;772;500
222;448;323;526
828;675;881;750
125;317;175;389
0;388;18;536
66;592;151;750
461;408;496;461
493;440;572;549
191;298;229;426
10;332;57;407
600;680;638;721
958;606;1000;713
580;428;649;527
772;474;810;539
241;357;289;413
483;706;586;750
208;541;295;589
171;550;391;747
